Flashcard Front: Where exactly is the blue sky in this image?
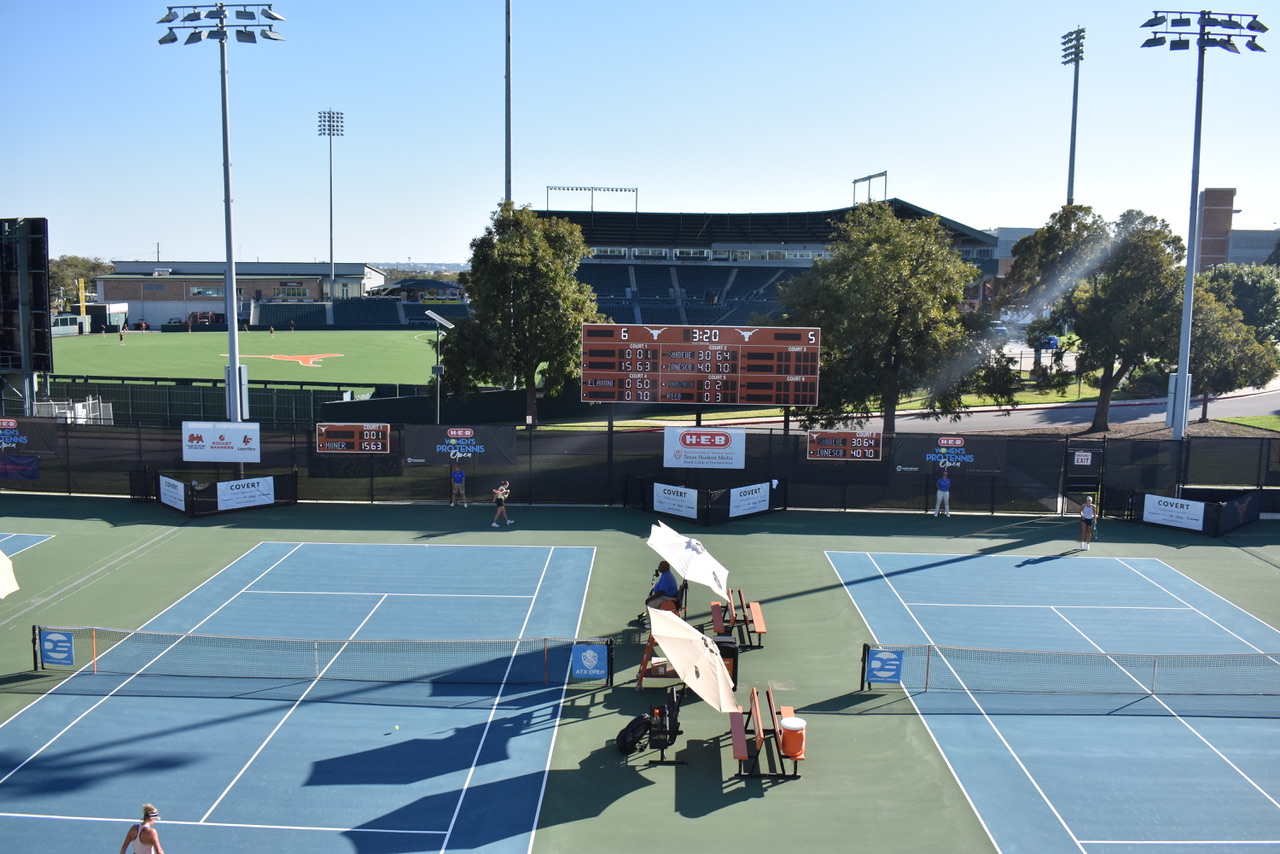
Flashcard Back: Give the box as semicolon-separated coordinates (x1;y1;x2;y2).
3;0;1276;265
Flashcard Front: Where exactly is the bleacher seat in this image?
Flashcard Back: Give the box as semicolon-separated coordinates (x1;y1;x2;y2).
332;298;402;325
257;302;328;329
577;263;632;299
632;266;673;299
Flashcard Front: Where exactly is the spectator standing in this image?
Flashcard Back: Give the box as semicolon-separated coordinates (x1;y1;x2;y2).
450;465;468;507
933;470;952;517
491;480;513;527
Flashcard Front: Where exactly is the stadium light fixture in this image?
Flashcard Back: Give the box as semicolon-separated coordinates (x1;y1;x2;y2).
425;311;456;425
318;110;344;300
157;3;286;424
1061;28;1086;205
1137;9;1265;441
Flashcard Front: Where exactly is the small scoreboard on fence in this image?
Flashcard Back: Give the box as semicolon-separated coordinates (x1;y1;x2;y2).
580;323;821;406
315;423;391;454
806;431;884;461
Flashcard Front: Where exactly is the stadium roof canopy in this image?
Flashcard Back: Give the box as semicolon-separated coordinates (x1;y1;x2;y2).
541;199;995;252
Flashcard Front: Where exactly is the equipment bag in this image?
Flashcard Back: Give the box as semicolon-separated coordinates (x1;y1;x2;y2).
615;713;651;755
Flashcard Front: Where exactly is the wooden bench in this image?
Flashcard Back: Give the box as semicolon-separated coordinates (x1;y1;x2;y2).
737;588;767;649
726;687;800;778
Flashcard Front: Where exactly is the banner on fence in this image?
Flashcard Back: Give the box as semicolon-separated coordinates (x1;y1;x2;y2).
0;418;58;457
663;427;746;469
182;421;261;463
729;481;772;517
403;425;518;466
1142;493;1205;531
216;477;276;511
653;483;698;519
0;455;39;480
158;474;187;511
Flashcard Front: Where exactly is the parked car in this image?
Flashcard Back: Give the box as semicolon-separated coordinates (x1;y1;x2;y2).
1040;335;1059;350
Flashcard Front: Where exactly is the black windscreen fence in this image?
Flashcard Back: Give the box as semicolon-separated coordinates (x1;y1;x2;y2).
4;420;1280;519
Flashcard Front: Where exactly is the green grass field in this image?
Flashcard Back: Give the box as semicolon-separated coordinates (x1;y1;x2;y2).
53;329;440;386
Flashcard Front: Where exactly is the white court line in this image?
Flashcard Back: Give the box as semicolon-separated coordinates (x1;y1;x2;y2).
242;590;533;599
440;547;559;854
0;810;444;835
200;594;390;823
906;602;1191;610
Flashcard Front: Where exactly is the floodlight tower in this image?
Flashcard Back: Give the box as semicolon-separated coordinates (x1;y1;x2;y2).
1139;9;1266;441
1061;28;1085;205
318;110;344;299
425;310;455;425
157;2;286;423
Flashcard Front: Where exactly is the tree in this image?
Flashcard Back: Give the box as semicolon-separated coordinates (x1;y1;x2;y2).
1200;262;1280;346
775;202;1019;433
1267;234;1280;266
1188;286;1280;420
1010;207;1184;432
440;202;603;426
50;255;112;311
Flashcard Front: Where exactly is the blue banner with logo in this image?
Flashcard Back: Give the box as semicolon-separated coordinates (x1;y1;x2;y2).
864;648;904;684
403;425;518;466
570;643;609;681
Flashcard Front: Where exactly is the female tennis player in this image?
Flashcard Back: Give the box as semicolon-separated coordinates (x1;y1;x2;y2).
491;480;513;527
118;804;165;854
1079;496;1095;550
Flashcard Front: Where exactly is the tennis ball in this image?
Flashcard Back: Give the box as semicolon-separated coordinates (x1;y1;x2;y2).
394;725;399;730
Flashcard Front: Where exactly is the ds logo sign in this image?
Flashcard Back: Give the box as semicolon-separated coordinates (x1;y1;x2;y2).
680;430;732;448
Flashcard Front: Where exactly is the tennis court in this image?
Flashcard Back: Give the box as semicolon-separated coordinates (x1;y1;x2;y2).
0;540;598;854
832;551;1280;852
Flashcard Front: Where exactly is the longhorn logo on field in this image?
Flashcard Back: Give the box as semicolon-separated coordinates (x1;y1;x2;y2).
227;353;343;367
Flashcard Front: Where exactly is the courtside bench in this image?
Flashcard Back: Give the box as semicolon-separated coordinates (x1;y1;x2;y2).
711;588;767;648
727;686;802;778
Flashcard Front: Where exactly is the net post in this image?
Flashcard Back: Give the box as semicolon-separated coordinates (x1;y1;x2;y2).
91;628;97;674
31;625;39;672
860;643;870;691
543;638;549;684
606;638;615;687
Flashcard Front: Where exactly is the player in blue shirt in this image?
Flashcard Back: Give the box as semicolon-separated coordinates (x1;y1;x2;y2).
933;470;952;517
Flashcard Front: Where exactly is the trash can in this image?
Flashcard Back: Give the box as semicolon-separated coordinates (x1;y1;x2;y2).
779;716;806;760
714;635;738;690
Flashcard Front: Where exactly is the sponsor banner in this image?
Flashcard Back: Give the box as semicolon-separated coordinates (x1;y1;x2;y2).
864;649;904;684
806;430;882;461
403;425;518;466
0;417;58;456
891;434;1007;475
654;483;698;519
570;643;609;680
182;421;261;463
729;481;771;518
39;630;75;668
0;455;39;480
1142;494;1206;532
216;477;276;511
158;474;187;512
662;427;746;469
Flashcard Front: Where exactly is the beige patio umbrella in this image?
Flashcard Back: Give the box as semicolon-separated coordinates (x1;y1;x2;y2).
646;607;737;712
0;552;17;599
646;520;730;601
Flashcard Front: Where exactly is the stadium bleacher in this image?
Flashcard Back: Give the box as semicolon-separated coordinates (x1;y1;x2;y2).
257;302;328;329
332;298;402;326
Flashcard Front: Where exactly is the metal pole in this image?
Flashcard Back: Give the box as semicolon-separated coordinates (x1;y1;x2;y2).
328;124;334;296
504;0;512;203
1172;24;1209;441
435;326;441;425
218;22;243;422
1066;54;1080;204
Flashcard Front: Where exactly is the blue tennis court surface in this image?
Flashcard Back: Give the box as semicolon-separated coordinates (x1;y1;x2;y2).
0;533;52;557
831;552;1280;853
0;542;595;854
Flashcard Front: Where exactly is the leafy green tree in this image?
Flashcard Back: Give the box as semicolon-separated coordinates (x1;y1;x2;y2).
50;255;112;311
1267;235;1280;266
1200;262;1280;346
776;201;1018;433
1010;207;1184;432
440;202;602;426
1188;286;1280;420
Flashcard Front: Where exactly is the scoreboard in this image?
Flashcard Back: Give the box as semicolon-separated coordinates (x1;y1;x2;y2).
315;423;391;454
806;431;884;461
580;324;821;406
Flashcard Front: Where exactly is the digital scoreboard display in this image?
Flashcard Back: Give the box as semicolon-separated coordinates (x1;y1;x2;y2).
806;430;884;461
580;324;821;406
315;423;392;454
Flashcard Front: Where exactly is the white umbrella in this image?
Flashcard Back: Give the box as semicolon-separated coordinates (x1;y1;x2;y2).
647;607;737;713
646;520;730;601
0;552;17;599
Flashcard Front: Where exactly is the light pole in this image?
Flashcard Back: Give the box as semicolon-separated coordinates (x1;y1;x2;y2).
158;3;285;423
1140;10;1266;440
1061;28;1085;206
318;110;343;301
425;310;455;425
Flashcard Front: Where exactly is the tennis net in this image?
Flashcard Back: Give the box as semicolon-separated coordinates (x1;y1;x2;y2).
862;643;1280;696
32;625;614;687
